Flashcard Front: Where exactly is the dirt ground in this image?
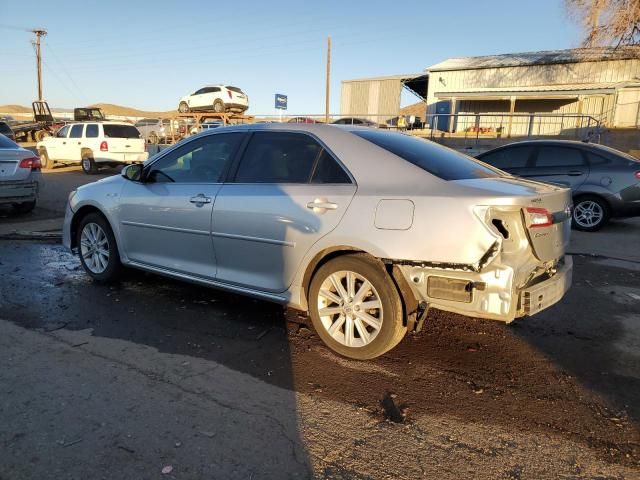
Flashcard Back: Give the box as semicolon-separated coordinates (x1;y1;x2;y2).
0;238;639;479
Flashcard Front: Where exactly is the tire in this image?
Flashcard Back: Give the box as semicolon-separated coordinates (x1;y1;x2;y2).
76;213;122;283
572;195;610;232
34;130;49;142
39;149;51;169
148;132;158;144
178;102;190;113
12;200;36;214
308;254;407;360
81;155;98;175
213;100;224;113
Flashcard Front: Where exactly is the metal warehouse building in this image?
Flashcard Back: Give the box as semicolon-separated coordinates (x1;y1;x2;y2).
340;74;427;122
426;47;640;134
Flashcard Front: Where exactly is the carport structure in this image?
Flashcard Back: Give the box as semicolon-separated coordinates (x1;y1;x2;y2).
425;47;640;136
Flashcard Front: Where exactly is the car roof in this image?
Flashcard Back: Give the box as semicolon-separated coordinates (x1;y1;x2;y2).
66;121;133;126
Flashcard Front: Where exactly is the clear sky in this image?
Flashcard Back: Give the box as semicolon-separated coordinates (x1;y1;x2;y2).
1;0;583;114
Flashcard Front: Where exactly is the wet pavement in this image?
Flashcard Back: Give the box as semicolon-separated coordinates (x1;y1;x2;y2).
0;240;639;479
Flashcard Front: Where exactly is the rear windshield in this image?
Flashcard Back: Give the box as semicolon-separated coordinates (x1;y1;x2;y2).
226;86;243;93
0;134;18;148
0;122;12;134
103;125;140;139
352;130;500;180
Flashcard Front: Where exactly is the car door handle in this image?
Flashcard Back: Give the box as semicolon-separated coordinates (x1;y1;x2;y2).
77;142;81;145
307;199;338;211
568;170;584;176
190;194;212;204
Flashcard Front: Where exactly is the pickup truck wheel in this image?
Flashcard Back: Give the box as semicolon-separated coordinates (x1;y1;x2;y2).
39;149;51;169
178;102;190;113
213;100;224;113
77;213;122;283
148;132;158;144
81;156;98;175
309;255;406;360
34;130;49;142
12;200;36;214
572;196;610;232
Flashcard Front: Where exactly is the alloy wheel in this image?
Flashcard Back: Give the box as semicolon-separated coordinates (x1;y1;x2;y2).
573;200;603;228
317;270;383;348
80;222;110;274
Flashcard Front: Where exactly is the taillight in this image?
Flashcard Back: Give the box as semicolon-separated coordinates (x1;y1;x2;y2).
635;171;640;180
19;156;42;169
227;90;232;99
100;141;108;151
526;207;553;228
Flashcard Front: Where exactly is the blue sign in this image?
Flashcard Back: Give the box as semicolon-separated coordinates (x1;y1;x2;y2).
275;94;288;110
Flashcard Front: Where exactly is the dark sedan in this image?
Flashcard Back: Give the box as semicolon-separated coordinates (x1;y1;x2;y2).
0;122;15;142
477;140;640;231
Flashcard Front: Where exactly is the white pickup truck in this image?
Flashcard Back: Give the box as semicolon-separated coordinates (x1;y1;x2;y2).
37;122;148;174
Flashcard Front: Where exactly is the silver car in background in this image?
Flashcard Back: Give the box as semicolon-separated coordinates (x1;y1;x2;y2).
0;134;42;214
63;124;573;359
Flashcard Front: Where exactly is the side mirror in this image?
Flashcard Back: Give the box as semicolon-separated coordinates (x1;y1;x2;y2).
122;163;143;181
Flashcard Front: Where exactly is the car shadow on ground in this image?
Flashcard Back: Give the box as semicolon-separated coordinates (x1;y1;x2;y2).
0;242;638;469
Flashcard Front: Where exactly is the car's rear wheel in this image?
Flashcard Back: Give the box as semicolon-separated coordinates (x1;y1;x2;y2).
213;100;224;113
81;155;98;175
572;195;610;232
12;200;36;214
148;132;158;144
178;102;190;113
77;213;122;282
309;255;406;360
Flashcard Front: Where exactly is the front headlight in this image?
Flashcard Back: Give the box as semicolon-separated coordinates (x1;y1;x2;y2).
68;189;77;205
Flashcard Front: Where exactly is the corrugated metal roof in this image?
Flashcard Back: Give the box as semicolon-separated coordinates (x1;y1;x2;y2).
438;81;639;94
341;73;424;83
427;47;640;72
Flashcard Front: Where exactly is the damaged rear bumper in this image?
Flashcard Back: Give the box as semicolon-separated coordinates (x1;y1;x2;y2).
0;180;39;205
396;255;573;323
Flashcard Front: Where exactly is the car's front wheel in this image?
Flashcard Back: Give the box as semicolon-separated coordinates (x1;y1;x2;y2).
572;195;610;232
309;254;406;360
77;213;122;282
178;102;190;113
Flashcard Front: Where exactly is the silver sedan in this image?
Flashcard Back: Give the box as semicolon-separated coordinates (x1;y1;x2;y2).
63;124;573;359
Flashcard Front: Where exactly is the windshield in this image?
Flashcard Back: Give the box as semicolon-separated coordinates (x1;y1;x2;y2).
352;130;501;180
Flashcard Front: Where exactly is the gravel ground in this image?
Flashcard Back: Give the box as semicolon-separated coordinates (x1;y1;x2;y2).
0;240;638;479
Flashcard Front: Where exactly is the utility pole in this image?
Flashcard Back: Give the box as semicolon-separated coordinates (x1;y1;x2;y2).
325;35;331;123
32;28;47;101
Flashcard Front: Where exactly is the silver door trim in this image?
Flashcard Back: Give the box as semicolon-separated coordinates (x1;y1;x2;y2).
210;230;296;247
126;260;288;304
121;220;210;236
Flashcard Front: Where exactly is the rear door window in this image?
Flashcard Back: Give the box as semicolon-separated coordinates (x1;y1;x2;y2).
310;150;351;184
353;130;499;180
534;146;586;167
478;146;534;169
234;132;322;183
103;125;141;139
69;124;84;138
86;124;99;138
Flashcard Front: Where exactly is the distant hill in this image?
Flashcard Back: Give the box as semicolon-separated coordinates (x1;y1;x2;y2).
0;103;174;117
400;101;426;119
0;104;32;114
89;103;173;117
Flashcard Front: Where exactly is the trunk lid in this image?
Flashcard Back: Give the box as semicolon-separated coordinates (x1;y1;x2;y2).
0;148;33;181
453;176;572;262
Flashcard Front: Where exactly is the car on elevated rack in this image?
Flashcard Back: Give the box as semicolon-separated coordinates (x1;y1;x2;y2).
63;124;573;359
0;134;42;214
476;140;640;231
178;85;249;114
36;121;148;174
